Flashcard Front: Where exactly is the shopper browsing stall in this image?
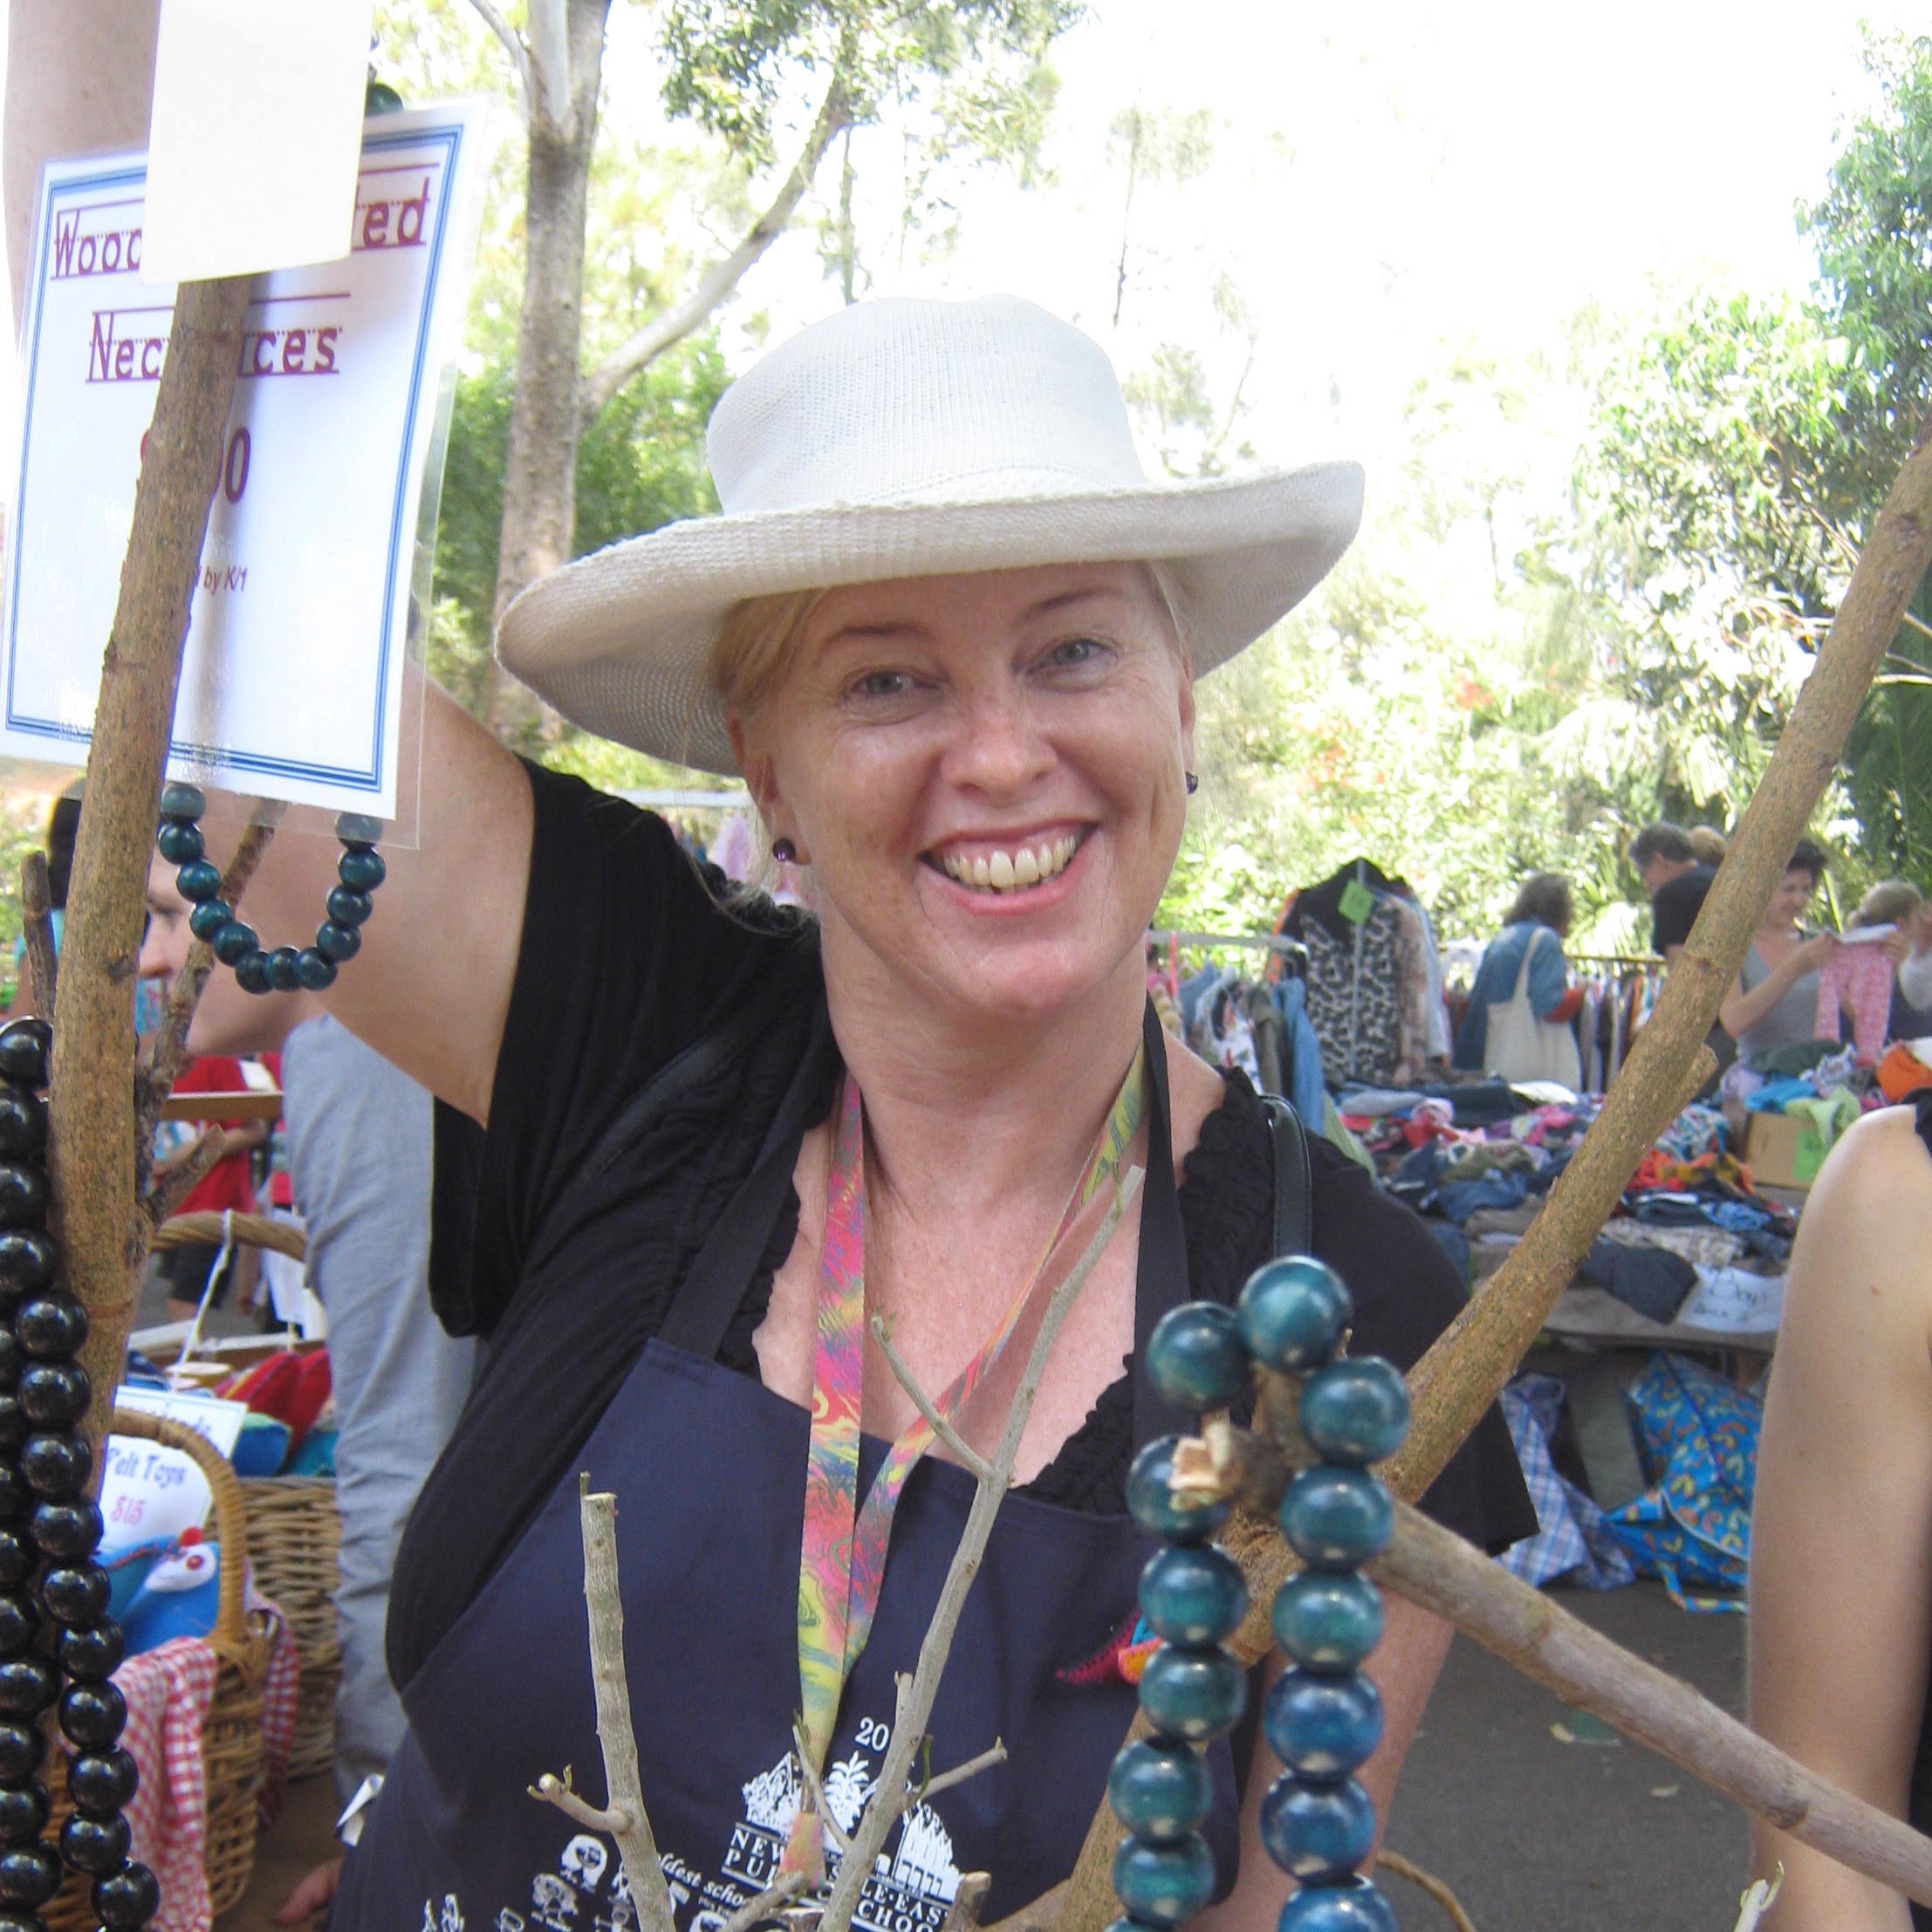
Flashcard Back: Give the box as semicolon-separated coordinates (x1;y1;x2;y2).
1451;874;1584;1087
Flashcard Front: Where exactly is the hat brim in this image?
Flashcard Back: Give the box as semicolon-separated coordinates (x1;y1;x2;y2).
496;461;1365;776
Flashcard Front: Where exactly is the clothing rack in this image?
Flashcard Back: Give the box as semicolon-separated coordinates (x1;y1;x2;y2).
619;788;752;811
1149;929;1308;956
1570;956;1666;1095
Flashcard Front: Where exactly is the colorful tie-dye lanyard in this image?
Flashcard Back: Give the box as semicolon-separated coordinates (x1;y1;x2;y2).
787;1042;1148;1877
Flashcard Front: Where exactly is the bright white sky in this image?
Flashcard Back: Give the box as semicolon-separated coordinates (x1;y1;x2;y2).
680;0;1924;476
2;0;1922;496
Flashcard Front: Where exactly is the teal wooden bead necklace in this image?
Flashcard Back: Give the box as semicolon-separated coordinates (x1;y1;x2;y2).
155;784;384;995
1112;1254;1409;1932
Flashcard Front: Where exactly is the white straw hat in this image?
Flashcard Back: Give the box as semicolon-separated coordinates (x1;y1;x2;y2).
497;295;1364;775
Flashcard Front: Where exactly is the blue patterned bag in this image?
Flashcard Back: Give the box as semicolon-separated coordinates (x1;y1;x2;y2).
1600;1351;1761;1613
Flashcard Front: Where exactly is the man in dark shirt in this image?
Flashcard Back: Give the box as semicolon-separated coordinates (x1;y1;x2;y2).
1628;822;1730;1089
1629;822;1716;966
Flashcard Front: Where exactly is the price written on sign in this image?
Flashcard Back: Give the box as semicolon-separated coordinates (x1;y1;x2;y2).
99;1386;249;1560
0;103;487;815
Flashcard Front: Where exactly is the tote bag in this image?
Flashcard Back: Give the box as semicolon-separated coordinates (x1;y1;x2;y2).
1484;926;1582;1089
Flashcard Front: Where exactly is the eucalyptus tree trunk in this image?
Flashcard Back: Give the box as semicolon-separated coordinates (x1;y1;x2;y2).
483;0;613;746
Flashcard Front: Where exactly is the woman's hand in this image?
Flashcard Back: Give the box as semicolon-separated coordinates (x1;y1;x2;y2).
1721;931;1839;1040
1794;930;1840;973
276;1857;343;1924
1200;1596;1453;1932
1880;929;1913;969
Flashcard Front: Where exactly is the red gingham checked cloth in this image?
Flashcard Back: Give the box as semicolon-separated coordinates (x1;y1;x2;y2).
114;1602;299;1932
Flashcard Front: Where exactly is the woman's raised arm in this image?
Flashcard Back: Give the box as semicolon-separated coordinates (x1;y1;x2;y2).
208;682;531;1122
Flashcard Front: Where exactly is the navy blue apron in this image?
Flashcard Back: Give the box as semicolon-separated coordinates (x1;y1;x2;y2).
333;1005;1239;1932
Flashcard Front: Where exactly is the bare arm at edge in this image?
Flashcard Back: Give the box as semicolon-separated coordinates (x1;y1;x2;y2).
1750;1105;1932;1930
204;683;531;1123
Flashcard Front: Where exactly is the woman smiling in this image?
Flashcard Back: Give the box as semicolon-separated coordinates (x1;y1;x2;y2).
228;296;1532;1931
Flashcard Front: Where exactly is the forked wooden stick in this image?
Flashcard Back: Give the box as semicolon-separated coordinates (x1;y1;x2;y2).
50;275;254;1481
531;1479;679;1932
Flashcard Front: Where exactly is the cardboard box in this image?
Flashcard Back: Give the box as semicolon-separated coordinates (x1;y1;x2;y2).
1744;1111;1826;1190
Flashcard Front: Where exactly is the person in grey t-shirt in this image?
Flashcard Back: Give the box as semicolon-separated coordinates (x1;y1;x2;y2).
1720;840;1839;1058
279;1013;475;1805
146;866;478;1920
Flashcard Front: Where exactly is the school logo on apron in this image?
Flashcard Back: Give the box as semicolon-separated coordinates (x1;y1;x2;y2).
464;1727;965;1932
729;1737;963;1930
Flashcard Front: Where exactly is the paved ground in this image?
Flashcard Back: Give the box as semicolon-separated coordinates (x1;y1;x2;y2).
218;1581;1751;1932
1385;1580;1751;1930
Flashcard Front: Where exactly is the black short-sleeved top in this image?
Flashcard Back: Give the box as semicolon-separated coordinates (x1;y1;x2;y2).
1651;865;1716;955
388;764;1536;1691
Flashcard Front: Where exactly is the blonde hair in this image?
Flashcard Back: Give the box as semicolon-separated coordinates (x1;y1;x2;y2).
1853;879;1923;928
709;587;828;730
1686;826;1729;867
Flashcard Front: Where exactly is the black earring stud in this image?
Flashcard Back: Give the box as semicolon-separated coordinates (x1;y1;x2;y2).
772;838;798;864
1185;772;1199;795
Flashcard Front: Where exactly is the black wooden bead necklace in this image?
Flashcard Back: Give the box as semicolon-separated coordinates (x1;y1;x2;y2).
156;784;384;996
0;1018;158;1932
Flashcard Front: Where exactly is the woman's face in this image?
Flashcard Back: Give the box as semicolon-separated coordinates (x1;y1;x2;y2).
732;561;1194;1031
139;854;194;983
1767;867;1818;932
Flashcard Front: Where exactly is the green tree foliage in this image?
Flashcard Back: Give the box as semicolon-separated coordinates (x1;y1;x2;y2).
1573;32;1932;892
661;0;1076;298
1805;37;1932;881
661;0;1079;166
428;333;727;784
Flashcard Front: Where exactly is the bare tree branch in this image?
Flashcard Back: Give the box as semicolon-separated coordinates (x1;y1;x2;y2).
871;1314;996;1484
525;0;570;133
466;0;532;126
577;70;853;426
715;1872;811;1932
52;276;253;1489
529;1771;631;1838
940;1874;992;1932
145;1130;225;1226
918;1743;1007;1805
1374;1496;1932;1910
817;1170;1145;1932
535;1479;679;1932
1388;398;1932;1504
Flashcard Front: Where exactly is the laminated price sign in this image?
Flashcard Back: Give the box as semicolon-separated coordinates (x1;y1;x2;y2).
99;1386;248;1555
0;102;486;815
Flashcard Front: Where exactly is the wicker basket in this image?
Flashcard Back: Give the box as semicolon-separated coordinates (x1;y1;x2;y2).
236;1476;340;1781
45;1408;272;1931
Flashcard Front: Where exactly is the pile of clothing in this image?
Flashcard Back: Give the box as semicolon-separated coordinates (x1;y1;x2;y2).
1339;1086;1600;1224
1723;1040;1869;1154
